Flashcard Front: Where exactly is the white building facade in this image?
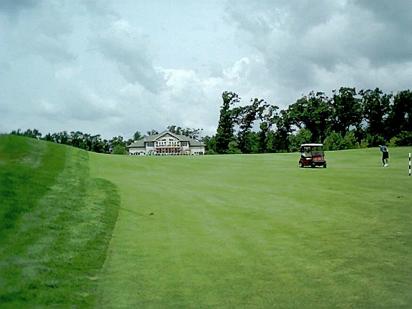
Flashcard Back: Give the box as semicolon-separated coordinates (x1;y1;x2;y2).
127;131;205;156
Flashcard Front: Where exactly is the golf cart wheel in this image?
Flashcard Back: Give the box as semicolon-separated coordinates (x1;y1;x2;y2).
323;163;327;168
299;162;304;168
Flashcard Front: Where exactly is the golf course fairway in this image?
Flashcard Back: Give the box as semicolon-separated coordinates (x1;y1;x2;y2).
1;135;412;308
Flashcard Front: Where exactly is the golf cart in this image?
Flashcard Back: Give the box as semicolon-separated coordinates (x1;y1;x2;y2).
299;143;327;168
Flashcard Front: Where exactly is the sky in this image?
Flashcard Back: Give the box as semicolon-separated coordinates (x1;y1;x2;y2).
1;0;411;138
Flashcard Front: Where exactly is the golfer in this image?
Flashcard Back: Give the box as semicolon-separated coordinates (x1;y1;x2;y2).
379;145;389;167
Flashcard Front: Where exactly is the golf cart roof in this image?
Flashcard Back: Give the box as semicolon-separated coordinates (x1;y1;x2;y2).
301;143;323;147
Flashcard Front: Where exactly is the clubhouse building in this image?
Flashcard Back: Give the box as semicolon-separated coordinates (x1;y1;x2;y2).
127;131;205;156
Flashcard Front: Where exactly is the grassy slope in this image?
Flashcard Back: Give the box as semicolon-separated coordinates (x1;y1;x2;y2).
0;135;120;307
90;147;412;308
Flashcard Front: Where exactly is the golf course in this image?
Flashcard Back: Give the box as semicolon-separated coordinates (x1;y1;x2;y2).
1;134;411;308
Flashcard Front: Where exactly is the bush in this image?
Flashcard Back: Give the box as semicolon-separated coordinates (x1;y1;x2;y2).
112;145;127;155
341;131;359;149
366;134;385;147
228;140;241;154
324;131;359;150
323;132;343;150
391;131;412;146
288;129;312;152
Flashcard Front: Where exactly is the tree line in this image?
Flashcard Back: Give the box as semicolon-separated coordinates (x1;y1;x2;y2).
9;126;203;154
204;88;412;154
9;87;411;155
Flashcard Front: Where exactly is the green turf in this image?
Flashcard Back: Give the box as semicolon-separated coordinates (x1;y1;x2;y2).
1;135;412;308
0;135;120;307
90;147;412;308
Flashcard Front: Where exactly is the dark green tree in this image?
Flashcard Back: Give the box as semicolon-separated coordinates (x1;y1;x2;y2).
288;128;313;152
359;88;391;143
272;110;293;152
331;87;362;136
147;130;159;136
287;91;332;143
167;125;181;135
236;98;266;153
133;130;142;140
257;104;278;153
202;135;217;154
215;91;240;153
388;90;412;137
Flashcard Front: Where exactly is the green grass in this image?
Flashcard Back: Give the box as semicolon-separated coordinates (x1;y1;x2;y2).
90;147;412;308
1;135;412;308
0;135;120;307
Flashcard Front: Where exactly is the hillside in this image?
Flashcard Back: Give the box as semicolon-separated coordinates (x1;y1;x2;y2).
0;135;119;307
1;135;412;308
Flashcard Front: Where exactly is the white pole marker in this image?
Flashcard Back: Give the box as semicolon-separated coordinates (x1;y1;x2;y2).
409;153;411;176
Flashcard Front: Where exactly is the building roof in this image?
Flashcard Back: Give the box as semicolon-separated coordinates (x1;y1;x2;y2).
127;131;205;148
127;139;145;148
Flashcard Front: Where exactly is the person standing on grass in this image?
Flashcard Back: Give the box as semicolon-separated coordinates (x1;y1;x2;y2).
379;144;389;167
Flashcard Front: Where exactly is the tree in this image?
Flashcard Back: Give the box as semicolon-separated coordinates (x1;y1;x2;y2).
288;128;312;152
257;104;278;153
53;131;69;144
359;88;391;143
215;91;240;153
202;135;217;154
109;136;126;154
44;133;53;141
287;91;332;143
331;87;362;136
166;125;203;139
181;128;203;139
227;140;241;154
167;125;181;135
147;130;159;136
236;98;266;153
133;130;142;140
272;110;293;152
387;90;412;137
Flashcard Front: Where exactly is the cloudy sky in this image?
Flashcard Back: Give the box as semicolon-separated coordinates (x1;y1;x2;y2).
1;0;411;138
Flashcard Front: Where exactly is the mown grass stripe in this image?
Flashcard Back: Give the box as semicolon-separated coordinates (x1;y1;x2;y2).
0;136;120;307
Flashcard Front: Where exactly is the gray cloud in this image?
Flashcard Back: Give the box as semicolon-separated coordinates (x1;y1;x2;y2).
0;0;76;64
95;19;165;93
227;0;412;100
355;0;412;30
0;0;38;15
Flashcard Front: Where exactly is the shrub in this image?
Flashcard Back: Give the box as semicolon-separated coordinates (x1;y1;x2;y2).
112;145;127;155
288;129;312;152
366;134;385;147
228;140;241;154
391;131;412;146
323;132;343;150
341;131;359;149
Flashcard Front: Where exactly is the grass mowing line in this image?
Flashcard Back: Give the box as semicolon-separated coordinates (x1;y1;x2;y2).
91;148;412;308
0;135;65;233
0;136;120;307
